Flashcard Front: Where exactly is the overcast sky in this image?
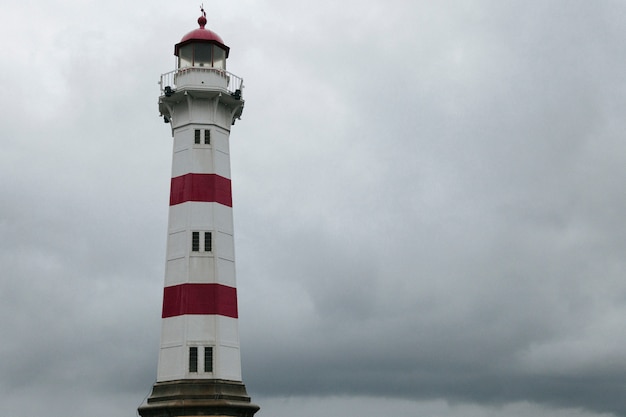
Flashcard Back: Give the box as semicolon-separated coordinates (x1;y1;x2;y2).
2;1;626;416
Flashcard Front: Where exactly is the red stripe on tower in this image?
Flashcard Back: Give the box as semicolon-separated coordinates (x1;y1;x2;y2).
162;283;239;318
170;173;232;207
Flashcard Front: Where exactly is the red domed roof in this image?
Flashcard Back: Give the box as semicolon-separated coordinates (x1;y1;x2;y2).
180;27;225;45
174;13;230;58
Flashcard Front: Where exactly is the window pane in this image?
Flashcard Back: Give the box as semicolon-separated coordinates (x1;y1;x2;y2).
194;129;201;144
179;44;193;68
204;347;213;372
192;232;200;252
189;347;198;372
204;232;212;252
194;44;212;67
204;129;210;145
213;46;226;69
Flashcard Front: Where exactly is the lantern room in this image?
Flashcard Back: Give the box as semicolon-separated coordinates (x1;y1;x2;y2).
175;13;230;70
158;8;244;123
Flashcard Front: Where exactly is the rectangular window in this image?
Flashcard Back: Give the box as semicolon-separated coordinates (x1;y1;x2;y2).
194;129;201;144
192;231;200;252
204;232;212;252
189;347;198;373
204;129;211;145
204;347;213;372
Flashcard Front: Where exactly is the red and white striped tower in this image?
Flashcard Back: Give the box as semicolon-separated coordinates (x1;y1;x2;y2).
139;9;259;417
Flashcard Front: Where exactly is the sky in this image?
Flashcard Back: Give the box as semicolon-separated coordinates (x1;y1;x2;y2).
1;0;626;416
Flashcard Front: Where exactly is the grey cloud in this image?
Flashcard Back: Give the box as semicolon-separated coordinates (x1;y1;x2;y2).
2;1;626;417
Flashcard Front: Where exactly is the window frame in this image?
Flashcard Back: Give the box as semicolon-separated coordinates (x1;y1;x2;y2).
204;346;213;373
192;231;200;252
189;346;198;373
204;231;212;253
191;231;213;254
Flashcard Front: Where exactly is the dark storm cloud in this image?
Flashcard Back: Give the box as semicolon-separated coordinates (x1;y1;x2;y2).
234;1;626;416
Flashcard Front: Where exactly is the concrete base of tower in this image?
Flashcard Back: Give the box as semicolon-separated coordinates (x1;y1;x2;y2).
138;379;259;417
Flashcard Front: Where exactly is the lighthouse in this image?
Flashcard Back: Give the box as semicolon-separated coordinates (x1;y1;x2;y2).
138;9;259;417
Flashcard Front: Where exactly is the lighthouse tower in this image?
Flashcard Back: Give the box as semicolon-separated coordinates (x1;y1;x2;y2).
138;10;259;417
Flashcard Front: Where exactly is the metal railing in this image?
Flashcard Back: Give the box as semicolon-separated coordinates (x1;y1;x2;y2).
159;68;244;96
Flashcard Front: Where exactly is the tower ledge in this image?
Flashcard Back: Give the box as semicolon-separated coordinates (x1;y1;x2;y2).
139;379;259;417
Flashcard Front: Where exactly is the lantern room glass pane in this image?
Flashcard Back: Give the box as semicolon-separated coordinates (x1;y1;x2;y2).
179;44;193;68
213;47;226;69
195;44;212;67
